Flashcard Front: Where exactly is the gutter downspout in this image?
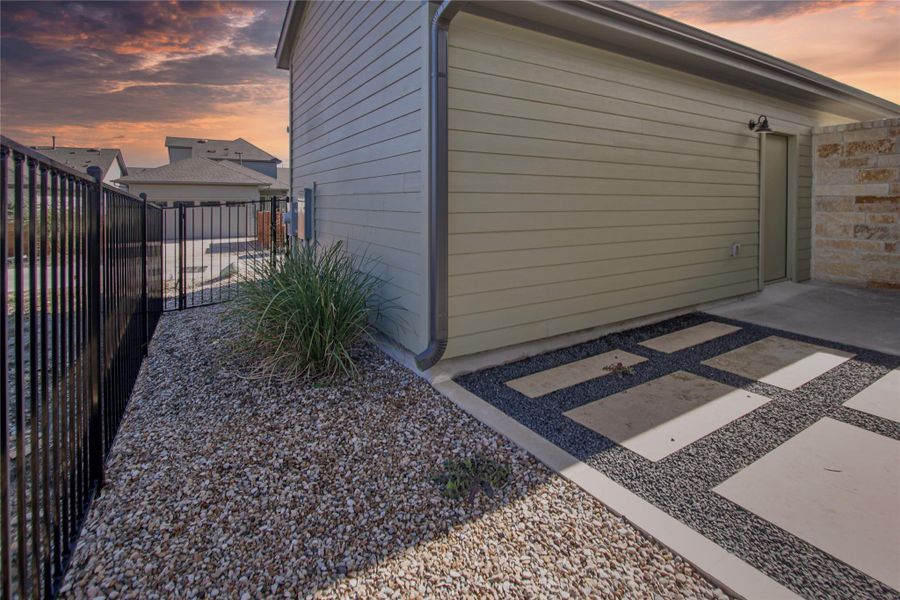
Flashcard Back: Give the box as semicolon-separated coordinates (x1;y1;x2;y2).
416;0;463;371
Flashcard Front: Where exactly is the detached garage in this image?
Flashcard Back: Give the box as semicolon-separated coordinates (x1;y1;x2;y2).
276;0;899;369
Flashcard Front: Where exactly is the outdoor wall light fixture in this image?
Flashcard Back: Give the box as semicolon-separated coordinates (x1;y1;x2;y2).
748;115;772;133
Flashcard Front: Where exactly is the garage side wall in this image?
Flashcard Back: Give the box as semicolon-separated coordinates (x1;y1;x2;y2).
445;14;840;358
289;1;430;353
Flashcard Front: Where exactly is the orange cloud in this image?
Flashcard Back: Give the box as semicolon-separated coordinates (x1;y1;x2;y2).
634;0;900;103
635;0;889;24
1;0;290;167
7;87;289;168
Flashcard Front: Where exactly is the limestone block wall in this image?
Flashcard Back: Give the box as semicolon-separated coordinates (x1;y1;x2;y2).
812;118;899;288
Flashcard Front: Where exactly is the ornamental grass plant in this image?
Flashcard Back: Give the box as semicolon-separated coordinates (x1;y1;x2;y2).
232;240;390;382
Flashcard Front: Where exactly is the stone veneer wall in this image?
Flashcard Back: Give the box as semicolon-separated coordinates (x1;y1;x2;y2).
812;118;899;288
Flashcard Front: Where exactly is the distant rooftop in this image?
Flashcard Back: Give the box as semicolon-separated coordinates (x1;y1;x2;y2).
216;159;285;190
32;146;126;176
164;136;281;163
117;157;269;186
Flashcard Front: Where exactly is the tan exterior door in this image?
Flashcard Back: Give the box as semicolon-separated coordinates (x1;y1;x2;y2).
764;135;789;282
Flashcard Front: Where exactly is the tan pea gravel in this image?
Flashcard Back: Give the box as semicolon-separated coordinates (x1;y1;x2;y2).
60;305;731;599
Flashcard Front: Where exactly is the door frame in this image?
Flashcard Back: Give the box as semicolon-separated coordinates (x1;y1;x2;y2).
757;131;799;290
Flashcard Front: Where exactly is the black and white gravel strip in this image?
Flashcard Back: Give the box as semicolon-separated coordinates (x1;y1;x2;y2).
456;312;900;600
59;305;730;599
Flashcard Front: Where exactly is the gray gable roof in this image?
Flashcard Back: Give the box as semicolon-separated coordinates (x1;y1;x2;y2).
33;146;126;176
164;136;281;163
116;157;266;186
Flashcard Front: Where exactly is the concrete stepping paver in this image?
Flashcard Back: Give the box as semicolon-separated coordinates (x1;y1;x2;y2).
714;418;900;592
843;369;900;423
505;349;647;398
639;321;741;353
563;371;770;462
701;335;854;390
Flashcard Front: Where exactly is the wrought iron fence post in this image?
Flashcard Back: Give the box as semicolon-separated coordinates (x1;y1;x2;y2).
178;203;186;310
270;195;277;267
86;166;105;492
139;193;148;356
0;145;10;600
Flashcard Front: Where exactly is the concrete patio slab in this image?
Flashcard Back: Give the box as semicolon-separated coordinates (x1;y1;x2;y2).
505;349;647;398
714;418;900;592
563;371;771;462
843;368;900;423
708;281;900;356
639;322;741;353
702;336;854;390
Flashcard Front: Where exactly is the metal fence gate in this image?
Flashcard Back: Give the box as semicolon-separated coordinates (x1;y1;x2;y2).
1;136;164;598
161;197;289;310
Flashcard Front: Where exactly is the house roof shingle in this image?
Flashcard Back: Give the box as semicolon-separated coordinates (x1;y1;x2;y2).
164;136;281;163
116;157;267;186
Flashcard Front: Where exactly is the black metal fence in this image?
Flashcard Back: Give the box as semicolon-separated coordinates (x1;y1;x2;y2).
162;198;289;310
0;136;163;598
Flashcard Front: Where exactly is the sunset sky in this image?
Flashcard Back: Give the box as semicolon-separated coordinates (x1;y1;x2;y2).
1;1;898;169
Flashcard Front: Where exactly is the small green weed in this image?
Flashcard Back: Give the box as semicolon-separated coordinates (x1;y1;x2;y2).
432;456;511;501
604;361;635;378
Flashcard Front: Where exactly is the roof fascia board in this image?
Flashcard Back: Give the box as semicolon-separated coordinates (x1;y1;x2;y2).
276;1;305;70
462;0;900;120
115;152;128;176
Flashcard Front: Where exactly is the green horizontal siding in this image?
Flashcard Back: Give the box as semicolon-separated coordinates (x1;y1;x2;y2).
445;13;834;358
290;0;429;352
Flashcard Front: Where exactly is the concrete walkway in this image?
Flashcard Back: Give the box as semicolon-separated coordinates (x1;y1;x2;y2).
708;281;900;356
451;311;900;599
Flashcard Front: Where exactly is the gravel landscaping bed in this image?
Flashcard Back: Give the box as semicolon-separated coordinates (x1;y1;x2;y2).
59;305;729;599
456;313;900;600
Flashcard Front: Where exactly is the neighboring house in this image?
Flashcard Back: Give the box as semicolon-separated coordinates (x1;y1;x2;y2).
165;136;282;178
32;145;128;186
117;157;274;239
117;156;269;204
276;0;900;368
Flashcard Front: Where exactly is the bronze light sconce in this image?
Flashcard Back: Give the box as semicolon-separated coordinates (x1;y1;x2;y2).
748;115;772;133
